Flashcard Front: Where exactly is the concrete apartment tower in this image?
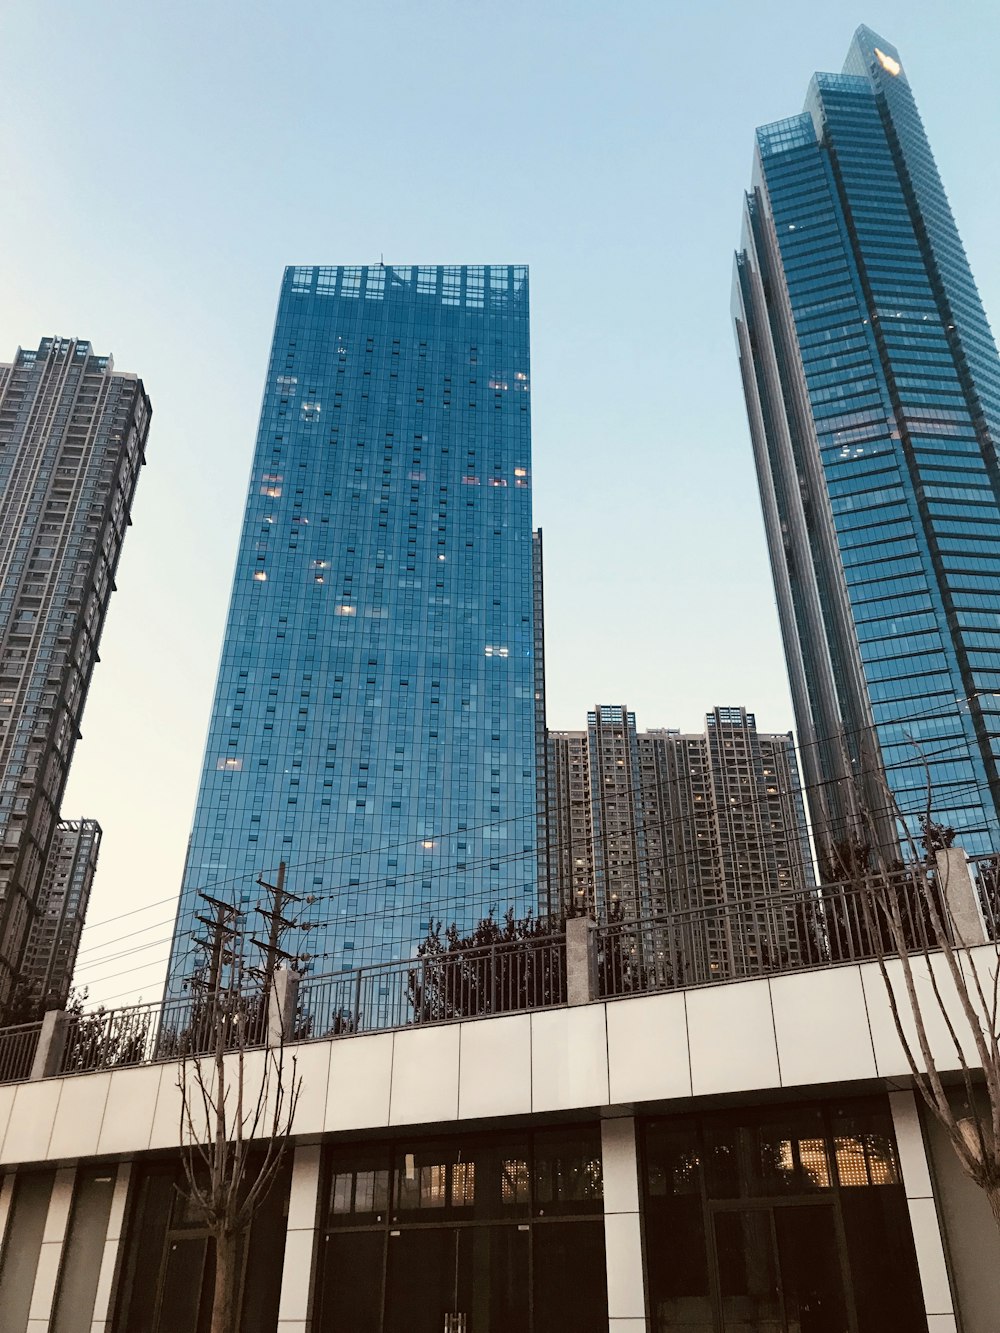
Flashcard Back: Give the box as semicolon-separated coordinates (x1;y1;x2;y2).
20;818;101;1009
547;705;813;977
0;338;149;1011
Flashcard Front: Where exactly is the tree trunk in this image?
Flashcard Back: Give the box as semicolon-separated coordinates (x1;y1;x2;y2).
986;1185;1000;1236
210;1228;242;1333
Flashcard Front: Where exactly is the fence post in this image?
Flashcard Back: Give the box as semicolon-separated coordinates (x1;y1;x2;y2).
30;1009;69;1080
935;847;988;947
566;915;597;1005
267;968;300;1047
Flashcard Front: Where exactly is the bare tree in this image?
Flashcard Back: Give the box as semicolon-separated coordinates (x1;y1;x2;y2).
836;761;1000;1230
176;960;302;1333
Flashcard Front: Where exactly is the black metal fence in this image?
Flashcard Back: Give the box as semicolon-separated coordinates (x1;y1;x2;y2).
0;860;993;1084
968;853;1000;939
297;932;566;1038
0;1021;40;1084
594;871;957;1000
57;989;270;1077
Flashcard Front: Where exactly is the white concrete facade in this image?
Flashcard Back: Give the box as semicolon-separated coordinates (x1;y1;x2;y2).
1;949;992;1170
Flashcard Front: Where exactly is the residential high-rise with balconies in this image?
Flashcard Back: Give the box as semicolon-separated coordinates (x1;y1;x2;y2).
734;26;1000;863
165;266;540;993
21;818;101;1009
0;338;149;1009
547;705;814;978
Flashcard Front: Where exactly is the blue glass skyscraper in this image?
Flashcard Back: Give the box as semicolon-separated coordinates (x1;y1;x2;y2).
734;27;1000;862
165;265;539;994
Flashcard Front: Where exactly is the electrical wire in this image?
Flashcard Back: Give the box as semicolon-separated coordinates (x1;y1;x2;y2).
72;691;1000;992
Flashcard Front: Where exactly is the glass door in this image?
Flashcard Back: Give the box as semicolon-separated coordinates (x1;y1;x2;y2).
383;1225;529;1333
714;1204;850;1333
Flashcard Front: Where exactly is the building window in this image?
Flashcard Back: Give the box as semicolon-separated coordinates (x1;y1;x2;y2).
314;1125;606;1331
642;1097;924;1333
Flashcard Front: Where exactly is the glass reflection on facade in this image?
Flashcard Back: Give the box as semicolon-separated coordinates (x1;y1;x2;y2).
733;26;1000;859
643;1098;927;1332
315;1125;607;1333
165;265;539;995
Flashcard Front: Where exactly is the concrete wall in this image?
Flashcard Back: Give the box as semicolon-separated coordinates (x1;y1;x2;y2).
924;1096;1000;1333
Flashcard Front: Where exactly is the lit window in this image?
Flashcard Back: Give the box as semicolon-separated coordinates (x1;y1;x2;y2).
216;757;243;771
336;604;356;616
253;571;267;582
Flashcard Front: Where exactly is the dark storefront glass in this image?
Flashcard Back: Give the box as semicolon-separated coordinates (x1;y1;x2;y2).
532;1219;607;1333
383;1226;529;1333
315;1124;605;1332
320;1231;384;1333
643;1098;926;1333
111;1157;290;1333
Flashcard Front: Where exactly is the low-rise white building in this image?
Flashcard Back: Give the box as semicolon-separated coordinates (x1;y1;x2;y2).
0;902;998;1331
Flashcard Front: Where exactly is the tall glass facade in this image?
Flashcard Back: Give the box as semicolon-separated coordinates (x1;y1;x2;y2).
733;26;1000;860
165;265;539;995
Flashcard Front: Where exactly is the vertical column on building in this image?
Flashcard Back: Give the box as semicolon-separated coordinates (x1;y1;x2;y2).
889;1089;958;1331
601;1115;648;1331
26;1164;75;1330
0;1172;15;1252
277;1142;322;1333
90;1161;132;1331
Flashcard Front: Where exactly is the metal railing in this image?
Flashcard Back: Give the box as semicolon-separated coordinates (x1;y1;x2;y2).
594;872;954;1001
298;932;566;1039
0;858;991;1084
967;853;1000;939
0;1021;40;1084
58;989;269;1077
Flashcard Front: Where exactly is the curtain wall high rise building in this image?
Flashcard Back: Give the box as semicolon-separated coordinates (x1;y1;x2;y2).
734;26;1000;864
165;265;540;994
0;338;150;1008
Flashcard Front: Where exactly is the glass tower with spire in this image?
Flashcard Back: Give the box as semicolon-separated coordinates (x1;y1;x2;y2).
165;265;539;995
734;27;1000;862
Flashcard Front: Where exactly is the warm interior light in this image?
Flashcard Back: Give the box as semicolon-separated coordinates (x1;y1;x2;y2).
874;47;901;76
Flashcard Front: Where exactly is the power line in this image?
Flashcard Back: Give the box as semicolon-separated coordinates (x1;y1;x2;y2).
80;754;1000;982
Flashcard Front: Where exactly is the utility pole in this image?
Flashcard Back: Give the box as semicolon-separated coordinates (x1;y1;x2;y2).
191;893;243;999
252;861;301;999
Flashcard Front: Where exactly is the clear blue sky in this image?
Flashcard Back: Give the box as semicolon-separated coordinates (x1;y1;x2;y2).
1;1;997;1004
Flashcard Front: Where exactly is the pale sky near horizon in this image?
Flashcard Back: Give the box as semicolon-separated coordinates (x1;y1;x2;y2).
1;1;998;1007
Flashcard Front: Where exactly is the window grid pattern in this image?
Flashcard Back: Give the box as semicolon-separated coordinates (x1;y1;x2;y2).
734;25;1000;856
166;266;538;993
